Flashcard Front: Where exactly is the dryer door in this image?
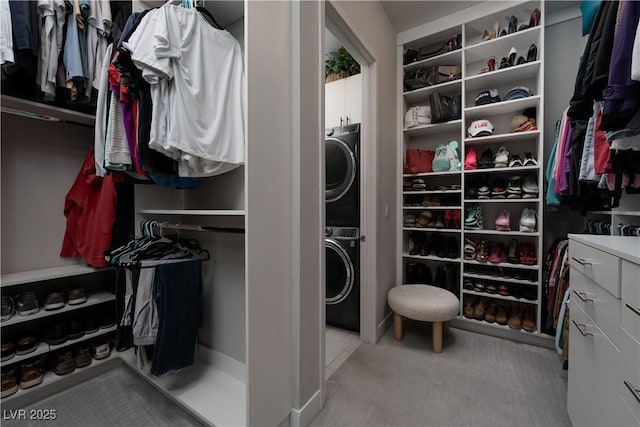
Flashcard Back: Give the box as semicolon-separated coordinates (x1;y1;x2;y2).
325;137;356;203
325;238;355;305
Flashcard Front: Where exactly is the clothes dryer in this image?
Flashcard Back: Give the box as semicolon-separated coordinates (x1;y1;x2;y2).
325;124;360;226
325;226;360;332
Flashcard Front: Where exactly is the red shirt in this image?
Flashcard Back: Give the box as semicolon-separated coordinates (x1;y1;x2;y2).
60;149;122;267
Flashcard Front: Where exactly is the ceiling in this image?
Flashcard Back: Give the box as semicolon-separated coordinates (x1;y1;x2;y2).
381;1;478;33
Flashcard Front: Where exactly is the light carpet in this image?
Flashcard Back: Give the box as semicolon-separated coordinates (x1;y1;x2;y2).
312;323;571;427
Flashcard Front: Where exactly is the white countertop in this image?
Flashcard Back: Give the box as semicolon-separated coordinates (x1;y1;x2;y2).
568;234;640;265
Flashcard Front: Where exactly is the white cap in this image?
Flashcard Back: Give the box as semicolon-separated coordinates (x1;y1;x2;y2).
468;119;494;137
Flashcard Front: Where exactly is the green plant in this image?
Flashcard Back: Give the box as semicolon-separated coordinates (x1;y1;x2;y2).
325;47;361;79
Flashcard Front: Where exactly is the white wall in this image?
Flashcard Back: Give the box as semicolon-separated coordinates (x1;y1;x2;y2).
329;0;398;342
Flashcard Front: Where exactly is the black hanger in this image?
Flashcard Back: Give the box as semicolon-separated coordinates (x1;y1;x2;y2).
196;6;222;29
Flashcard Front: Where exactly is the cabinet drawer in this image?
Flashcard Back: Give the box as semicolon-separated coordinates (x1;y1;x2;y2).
570;240;621;298
571;267;622;348
568;301;622;426
621;329;640;424
622;260;640;342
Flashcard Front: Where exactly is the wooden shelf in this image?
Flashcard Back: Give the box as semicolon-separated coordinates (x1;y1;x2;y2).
1;265;109;288
403;119;462;137
464;96;541;120
1;292;115;328
138;210;246;216
463;272;538;285
1;95;95;126
462;289;538;304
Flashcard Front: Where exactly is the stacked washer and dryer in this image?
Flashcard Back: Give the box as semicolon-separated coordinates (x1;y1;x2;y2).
325;123;360;332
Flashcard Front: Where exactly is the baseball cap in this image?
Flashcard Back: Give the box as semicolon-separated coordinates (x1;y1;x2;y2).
468;119;494;137
511;114;537;132
475;89;501;106
504;86;533;101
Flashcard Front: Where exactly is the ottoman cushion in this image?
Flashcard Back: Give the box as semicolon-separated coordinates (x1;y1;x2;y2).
388;285;459;322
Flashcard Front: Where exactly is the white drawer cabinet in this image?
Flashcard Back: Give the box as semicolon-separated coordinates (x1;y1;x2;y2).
568;235;640;427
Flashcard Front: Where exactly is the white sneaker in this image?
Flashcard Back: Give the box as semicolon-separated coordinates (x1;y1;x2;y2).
522;174;538;196
519;208;537;232
494;146;509;168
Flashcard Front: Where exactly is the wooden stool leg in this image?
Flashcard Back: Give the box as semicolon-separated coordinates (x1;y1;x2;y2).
393;312;404;340
433;321;443;353
443;321;450;337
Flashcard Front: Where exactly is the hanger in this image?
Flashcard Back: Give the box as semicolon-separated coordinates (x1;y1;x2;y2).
195;6;222;29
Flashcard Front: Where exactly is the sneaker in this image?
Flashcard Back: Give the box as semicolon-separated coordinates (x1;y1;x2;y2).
15;291;39;316
72;345;92;368
495;210;512;231
491;177;507;198
464;204;484;230
67;288;87;305
99;308;115;329
83;317;99;334
68;318;84;340
1;296;14;322
404;214;416;227
477;175;490;198
18;359;44;389
519;208;537;232
478;148;494;169
522;152;538;166
15;336;37;356
1;342;15;362
506;176;522;198
494;146;509;168
46;351;75;376
508;154;523;167
522;175;539;197
44;291;65;311
45;323;68;346
91;338;111;360
1;366;19;398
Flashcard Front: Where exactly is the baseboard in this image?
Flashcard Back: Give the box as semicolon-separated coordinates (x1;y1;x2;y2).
196;345;246;383
290;389;323;427
376;311;393;342
450;318;555;349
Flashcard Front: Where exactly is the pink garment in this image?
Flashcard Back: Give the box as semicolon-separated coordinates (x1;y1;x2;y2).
605;172;640;191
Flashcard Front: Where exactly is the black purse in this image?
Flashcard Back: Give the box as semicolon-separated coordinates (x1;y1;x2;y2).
429;92;461;123
425;65;462;86
403;70;429;92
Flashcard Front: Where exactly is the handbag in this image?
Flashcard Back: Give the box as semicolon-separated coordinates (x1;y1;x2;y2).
415;33;462;62
429;92;461;123
432;141;461;172
425;65;462;86
405;149;435;174
404;106;431;128
403;70;429;92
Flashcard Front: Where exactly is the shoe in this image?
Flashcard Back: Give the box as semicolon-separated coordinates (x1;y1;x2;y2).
478;148;494;169
508;47;517;66
507;239;520;263
485;283;497;294
519;208;537;232
495;210;511;231
18;359;44;389
1;342;15;362
99;308;115;329
526;43;538;62
474;297;488;320
491;20;500;39
523;152;538;166
497;284;510;296
433;233;447;258
409;233;424;256
494;146;509;168
522;305;536;332
45;322;68;345
68;318;84;340
508;154;523;167
73;345;92;368
464;296;479;318
15;291;39;316
508;15;517;34
404;214;416;227
516;56;526;65
1;366;18;398
421;195;432;207
482;30;492;41
477;175;490;198
463;280;474;290
495;303;509;325
91;338;111;360
464;204;484;230
506;176;522;198
485;301;497;323
406;262;419;283
44;291;65;311
464;237;476;260
415;211;432;228
507;302;523;329
46;351;75;376
529;9;541;28
491;178;507;199
487;57;496;72
488;242;506;263
499;28;507;37
430;195;441;207
499;56;509;70
452;210;461;229
83;317;99;334
475;239;488;263
445;237;458;258
473;281;486;292
1;296;14;322
16;336;37;355
522;175;539;197
68;288;87;305
433;212;445;229
419;264;433;285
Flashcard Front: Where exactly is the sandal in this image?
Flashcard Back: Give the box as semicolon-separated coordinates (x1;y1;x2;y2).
464;237;476;260
507;239;519;263
488;242;504;264
475;240;488;263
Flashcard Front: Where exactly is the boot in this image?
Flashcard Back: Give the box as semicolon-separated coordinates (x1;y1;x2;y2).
409;233;424;255
507;302;523;329
522;304;536;332
495;303;509;325
405;262;419;283
464;296;479;318
474;297;488;320
484;300;497;323
420;264;433;285
434;266;446;288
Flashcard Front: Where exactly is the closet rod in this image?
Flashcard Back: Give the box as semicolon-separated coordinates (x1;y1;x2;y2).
150;221;245;235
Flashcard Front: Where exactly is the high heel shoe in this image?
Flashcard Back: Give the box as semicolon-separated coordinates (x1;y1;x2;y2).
507;15;517;34
529;8;541;28
526;43;538;62
488;57;496;72
499;57;509;70
491;20;500;39
508;47;517;67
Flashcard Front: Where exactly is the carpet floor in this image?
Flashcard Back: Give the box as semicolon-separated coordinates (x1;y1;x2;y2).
312;323;571;427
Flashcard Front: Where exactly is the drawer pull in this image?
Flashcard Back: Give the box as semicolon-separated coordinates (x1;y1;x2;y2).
624;381;640;405
573;289;593;303
626;303;640;317
572;257;593;266
572;320;593;337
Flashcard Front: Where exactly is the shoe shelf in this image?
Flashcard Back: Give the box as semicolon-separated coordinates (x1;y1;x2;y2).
1;265;111;288
137;209;246;216
464;26;541;62
402;189;462;194
403;227;461;233
403;170;461;178
464;259;538;270
48;325;117;353
403;80;461;104
464;61;541;92
457;316;539;335
464;198;540;203
403;253;461;263
464;95;540;120
0;292;115;328
464;165;539;174
403;119;462;137
403;49;462;72
0;343;50;369
404;205;461;210
464;129;540;146
463;229;540;237
463;272;538;285
462;289;538;304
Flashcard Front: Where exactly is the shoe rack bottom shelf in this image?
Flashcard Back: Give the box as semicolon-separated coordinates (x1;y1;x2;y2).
449;317;554;348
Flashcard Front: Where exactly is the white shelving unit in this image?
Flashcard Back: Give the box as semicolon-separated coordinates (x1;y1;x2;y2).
1;265;109;288
397;0;550;346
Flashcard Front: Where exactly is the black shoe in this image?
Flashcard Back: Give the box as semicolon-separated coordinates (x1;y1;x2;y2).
83;317;99;334
478;148;494;169
99;308;115;329
446;265;459;297
406;262;419;283
45;323;68;345
434;267;447;288
16;336;37;355
1;296;14;321
526;43;538;62
446;237;459;259
68;318;84;340
1;341;15;362
419;264;433;285
15;291;39;316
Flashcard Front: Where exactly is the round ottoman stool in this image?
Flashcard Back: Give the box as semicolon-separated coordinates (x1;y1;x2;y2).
387;284;459;353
